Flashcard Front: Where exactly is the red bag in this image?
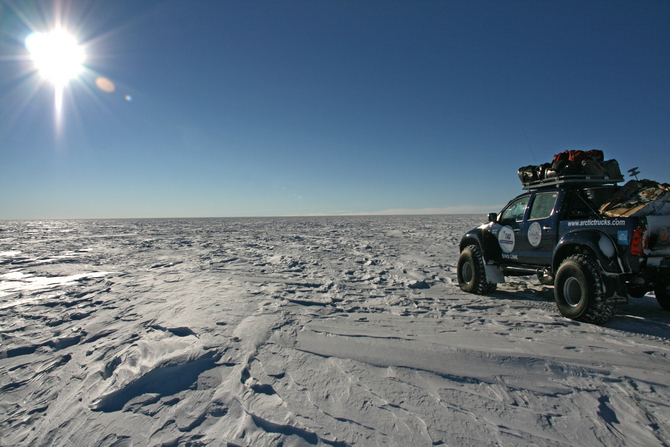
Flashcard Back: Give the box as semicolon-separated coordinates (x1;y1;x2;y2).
552;151;569;164
569;150;587;164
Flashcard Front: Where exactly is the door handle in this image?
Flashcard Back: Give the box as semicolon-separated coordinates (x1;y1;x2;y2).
543;226;552;231
514;229;521;233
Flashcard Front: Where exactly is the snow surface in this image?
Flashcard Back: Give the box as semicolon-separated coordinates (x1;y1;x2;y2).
0;216;669;447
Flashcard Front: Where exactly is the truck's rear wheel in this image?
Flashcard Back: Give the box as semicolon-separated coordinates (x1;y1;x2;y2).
554;254;616;324
457;245;496;294
655;282;670;311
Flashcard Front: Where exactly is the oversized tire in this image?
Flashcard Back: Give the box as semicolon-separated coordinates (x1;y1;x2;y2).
655;282;670;311
457;245;497;295
554;254;617;324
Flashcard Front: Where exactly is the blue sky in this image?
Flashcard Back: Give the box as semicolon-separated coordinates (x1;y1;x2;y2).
1;0;668;219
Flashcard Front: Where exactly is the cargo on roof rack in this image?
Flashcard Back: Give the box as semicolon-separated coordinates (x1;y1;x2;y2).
518;154;623;190
521;174;624;190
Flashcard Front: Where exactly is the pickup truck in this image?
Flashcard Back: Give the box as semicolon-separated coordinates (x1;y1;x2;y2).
457;176;670;324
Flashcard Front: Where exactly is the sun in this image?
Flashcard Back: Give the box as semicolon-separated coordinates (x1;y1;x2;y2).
25;28;85;119
25;29;85;86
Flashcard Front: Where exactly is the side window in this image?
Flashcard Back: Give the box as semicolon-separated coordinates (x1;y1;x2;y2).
529;192;559;220
500;196;530;224
563;192;600;219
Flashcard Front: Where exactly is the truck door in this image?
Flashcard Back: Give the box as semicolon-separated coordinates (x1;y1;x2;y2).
516;191;560;265
494;194;531;264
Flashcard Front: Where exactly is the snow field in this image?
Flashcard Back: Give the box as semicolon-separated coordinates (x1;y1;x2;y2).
1;216;669;446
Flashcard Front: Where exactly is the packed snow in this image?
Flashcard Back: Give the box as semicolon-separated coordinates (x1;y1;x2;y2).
1;216;669;446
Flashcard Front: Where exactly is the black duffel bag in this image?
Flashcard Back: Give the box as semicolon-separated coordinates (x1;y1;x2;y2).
518;165;538;184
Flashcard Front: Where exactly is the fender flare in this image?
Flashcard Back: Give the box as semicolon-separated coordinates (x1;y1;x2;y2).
460;230;482;252
460;229;490;261
460;228;505;283
553;230;624;274
554;230;629;303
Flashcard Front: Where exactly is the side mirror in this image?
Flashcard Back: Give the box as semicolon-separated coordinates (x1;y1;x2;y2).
488;213;497;222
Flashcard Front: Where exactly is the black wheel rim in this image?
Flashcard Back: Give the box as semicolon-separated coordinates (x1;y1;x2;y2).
462;261;474;284
563;277;582;307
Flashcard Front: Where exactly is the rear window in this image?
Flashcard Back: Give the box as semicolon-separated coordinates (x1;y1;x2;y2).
529;192;558;220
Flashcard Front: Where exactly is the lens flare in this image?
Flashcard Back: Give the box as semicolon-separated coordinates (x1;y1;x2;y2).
95;77;115;93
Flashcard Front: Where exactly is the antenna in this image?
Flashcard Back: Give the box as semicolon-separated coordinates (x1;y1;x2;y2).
521;124;537;164
628;167;640;180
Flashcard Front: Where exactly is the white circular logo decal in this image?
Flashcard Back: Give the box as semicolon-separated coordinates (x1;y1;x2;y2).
498;226;515;253
528;222;542;247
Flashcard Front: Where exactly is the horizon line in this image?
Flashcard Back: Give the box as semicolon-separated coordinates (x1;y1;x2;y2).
0;205;503;221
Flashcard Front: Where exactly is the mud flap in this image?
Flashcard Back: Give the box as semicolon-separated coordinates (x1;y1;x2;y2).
485;264;505;284
602;274;629;304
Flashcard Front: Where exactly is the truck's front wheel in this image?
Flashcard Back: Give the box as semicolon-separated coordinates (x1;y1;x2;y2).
655;282;670;311
554;254;616;324
457;245;497;294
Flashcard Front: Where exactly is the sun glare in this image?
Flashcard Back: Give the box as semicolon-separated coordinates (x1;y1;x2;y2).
25;29;85;86
24;28;85;126
9;3;130;139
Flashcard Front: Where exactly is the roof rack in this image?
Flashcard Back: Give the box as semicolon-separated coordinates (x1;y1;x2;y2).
522;174;625;190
